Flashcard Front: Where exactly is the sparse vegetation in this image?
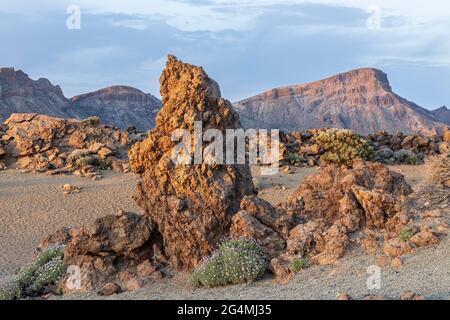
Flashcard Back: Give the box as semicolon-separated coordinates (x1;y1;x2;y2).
75;156;95;168
80;116;100;127
1;245;67;299
189;239;266;288
0;279;21;300
288;257;310;273
285;153;303;165
399;228;414;242
315;129;375;166
393;149;421;165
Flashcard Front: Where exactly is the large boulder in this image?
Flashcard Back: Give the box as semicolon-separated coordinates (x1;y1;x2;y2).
129;55;255;270
60;210;160;293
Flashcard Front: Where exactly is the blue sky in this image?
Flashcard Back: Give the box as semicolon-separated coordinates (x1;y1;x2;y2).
1;0;450;109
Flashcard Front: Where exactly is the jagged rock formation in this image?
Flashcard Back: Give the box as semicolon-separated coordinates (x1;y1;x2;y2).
0;68;72;121
234;68;446;135
0;68;162;130
0;113;134;176
129;55;255;270
70;86;161;131
431;105;450;125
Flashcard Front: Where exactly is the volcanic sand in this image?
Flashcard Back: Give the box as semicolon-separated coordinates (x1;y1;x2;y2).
0;164;448;299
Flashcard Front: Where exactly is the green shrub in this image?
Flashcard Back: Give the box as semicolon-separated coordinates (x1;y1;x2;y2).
288;257;309;273
28;258;65;292
393;149;420;165
315;129;375;166
285;153;303;165
75;156;95;168
399;228;414;242
0;280;21;300
80;116;100;127
15;245;65;295
66;149;90;164
189;239;266;288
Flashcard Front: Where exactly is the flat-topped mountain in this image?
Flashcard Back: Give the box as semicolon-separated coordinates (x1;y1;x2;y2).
234;68;446;135
0;68;161;130
71;86;161;131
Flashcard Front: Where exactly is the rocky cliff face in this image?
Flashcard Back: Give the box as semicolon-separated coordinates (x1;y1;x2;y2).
431;105;450;125
70;86;161;131
0;68;161;130
234;68;446;135
0;68;72;121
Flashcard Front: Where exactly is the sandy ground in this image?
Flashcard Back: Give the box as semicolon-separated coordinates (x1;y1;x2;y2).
0;170;143;279
0;165;448;299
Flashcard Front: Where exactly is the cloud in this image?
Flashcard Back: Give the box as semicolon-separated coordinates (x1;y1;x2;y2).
1;0;450;107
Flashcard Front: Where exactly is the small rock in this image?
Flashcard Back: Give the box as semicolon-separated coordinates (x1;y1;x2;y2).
61;184;81;194
126;278;143;292
137;260;156;277
150;271;164;280
336;293;353;300
400;290;425;300
99;282;122;296
391;257;403;269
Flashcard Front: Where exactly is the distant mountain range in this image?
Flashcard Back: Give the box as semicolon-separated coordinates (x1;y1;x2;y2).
0;68;161;131
0;66;448;134
234;68;448;135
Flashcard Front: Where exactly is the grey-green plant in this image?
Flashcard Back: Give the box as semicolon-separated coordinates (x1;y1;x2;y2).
189;238;266;288
315;129;375;166
288;257;309;273
13;245;66;298
399;228;414;242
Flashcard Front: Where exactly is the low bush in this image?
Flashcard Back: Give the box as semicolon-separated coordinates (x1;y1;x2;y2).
0;279;21;301
315;129;375;166
288;257;309;273
399;228;414;242
189;239;266;288
393;149;421;165
80;116;100;127
7;245;66;299
285;153;303;165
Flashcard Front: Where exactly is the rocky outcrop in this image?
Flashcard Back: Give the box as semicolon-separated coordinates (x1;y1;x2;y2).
129;55;255;270
70;86;161;131
59;210;162;293
0;113;135;176
270;161;414;273
235;68;446;135
0;67;162;130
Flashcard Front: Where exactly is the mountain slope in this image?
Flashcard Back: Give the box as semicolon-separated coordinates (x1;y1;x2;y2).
0;68;72;121
431;106;450;125
0;68;161;130
70;86;161;131
234;68;446;135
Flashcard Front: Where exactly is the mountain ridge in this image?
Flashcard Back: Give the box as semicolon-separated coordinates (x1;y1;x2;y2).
0;68;161;131
234;68;447;135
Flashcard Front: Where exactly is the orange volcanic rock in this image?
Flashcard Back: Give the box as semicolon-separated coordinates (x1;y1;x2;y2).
129;55;255;270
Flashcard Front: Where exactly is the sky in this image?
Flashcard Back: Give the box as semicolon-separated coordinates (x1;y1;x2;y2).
1;0;450;109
